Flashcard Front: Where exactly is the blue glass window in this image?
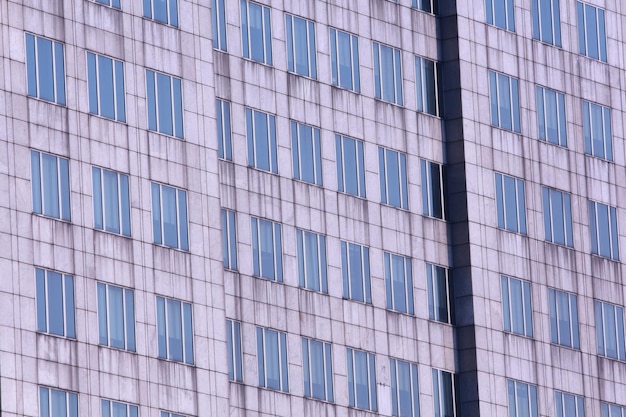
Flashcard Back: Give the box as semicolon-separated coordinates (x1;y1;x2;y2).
97;283;136;351
25;33;65;105
489;71;520;132
161;413;185;417
555;392;584;417
495;173;527;234
415;56;440;116
143;0;178;27
240;0;272;65
39;387;78;417
548;288;579;349
336;134;366;198
302;338;333;402
542;187;573;247
251;217;282;281
583;101;612;160
101;399;139;417
257;327;289;392
151;183;189;250
35;268;75;338
595;300;626;361
156;296;194;364
341;241;371;303
421;159;444;219
292;121;322;185
390;359;419;417
384;252;414;314
589;200;619;260
226;320;243;382
92;167;131;236
486;0;515;31
297;229;327;293
246;108;278;173
577;2;607;62
347;348;376;411
216;99;232;160
507;380;538;417
413;0;437;13
532;0;561;46
95;0;121;7
146;70;184;139
427;263;451;324
330;28;360;92
379;147;408;209
602;403;626;417
536;86;567;146
373;42;403;105
212;0;227;51
432;369;455;417
285;14;316;78
87;52;125;121
221;209;238;270
501;275;533;337
31;150;71;221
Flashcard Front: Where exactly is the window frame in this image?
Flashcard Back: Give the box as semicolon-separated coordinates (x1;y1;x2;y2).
31;150;71;221
432;368;456;417
594;300;626;361
329;28;360;92
97;282;136;351
256;327;289;392
25;33;66;105
486;0;515;31
372;41;403;105
285;14;317;79
421;159;445;220
302;337;334;402
35;267;75;339
336;134;367;198
87;51;126;122
143;0;178;27
39;387;79;417
589;200;619;260
216;98;233;161
101;399;139;417
488;70;521;132
346;348;377;411
536;85;567;147
384;252;414;314
145;69;184;139
92;166;131;236
532;0;562;46
221;208;238;270
548;288;580;349
507;380;538;417
93;0;121;8
494;172;527;234
501;275;533;337
426;263;452;324
251;217;283;282
542;186;574;248
413;0;438;14
379;147;409;210
156;295;195;365
240;0;273;65
151;182;189;251
341;240;371;304
415;55;441;117
291;121;322;185
576;1;607;62
212;0;227;51
390;358;420;417
226;319;243;382
555;391;585;417
602;402;626;417
297;229;328;293
582;100;612;161
246;108;278;173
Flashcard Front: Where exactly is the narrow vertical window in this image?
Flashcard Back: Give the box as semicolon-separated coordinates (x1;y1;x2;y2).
101;399;139;417
347;348;377;411
595;300;626;361
143;0;178;27
542;187;574;247
35;268;75;338
432;369;455;417
415;56;440;116
97;283;136;351
38;387;78;417
341;241;371;303
216;99;232;160
536;86;567;146
221;209;238;270
488;71;521;132
292;121;322;185
151;183;189;251
390;359;419;417
336;134;366;198
373;42;403;105
532;0;561;46
577;2;607;62
156;296;194;364
146;70;184;139
486;0;515;31
285;14;317;78
494;173;527;234
92;167;131;236
582;101;612;160
31;150;71;221
226;320;243;382
87;52;126;121
246;108;278;173
427;263;452;324
241;0;272;65
501;275;533;337
257;327;289;392
302;338;333;402
212;0;227;51
548;288;580;349
25;33;66;105
384;252;414;314
507;380;538;417
421;159;444;219
297;229;327;293
589;200;619;260
555;392;584;417
379;147;409;209
329;28;360;92
251;217;283;281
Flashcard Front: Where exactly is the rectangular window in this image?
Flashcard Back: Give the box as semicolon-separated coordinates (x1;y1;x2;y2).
413;0;437;14
146;70;184;139
246;108;278;173
330;28;360;92
292;121;322;185
341;241;371;303
36;268;75;338
508;380;538;417
489;71;520;132
427;263;451;324
31;150;70;221
87;52;125;122
595;300;626;361
251;217;283;282
25;33;65;105
486;0;515;31
602;403;626;417
97;283;136;351
95;0;121;8
302;338;333;402
583;101;612;160
226;320;243;382
241;0;272;65
532;0;561;46
101;399;138;417
390;359;419;417
432;369;455;417
421;159;444;220
156;296;194;364
143;0;178;27
589;200;619;260
555;392;585;417
542;187;573;247
384;252;414;314
347;348;376;411
92;167;131;236
161;413;185;417
257;327;289;392
501;275;533;337
536;86;567;146
151;183;189;250
221;209;238;270
212;0;227;51
39;387;78;417
548;288;580;349
216;99;232;160
379;147;408;209
336;134;366;198
415;56;440;116
495;173;527;234
285;14;317;78
297;229;327;293
373;42;403;105
577;2;607;62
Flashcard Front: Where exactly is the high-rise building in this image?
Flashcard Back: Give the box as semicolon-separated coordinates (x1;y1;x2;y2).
1;0;624;416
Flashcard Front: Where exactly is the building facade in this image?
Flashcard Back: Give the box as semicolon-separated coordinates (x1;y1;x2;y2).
0;0;625;416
